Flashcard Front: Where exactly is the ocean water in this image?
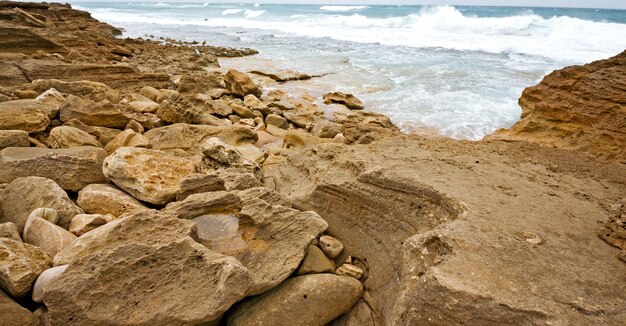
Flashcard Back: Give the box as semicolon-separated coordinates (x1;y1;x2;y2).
73;2;626;139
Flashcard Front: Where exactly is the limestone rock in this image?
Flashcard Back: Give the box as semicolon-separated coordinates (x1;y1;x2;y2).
0;222;21;242
177;169;261;201
224;69;262;98
0;177;83;232
143;123;243;153
24;79;120;103
0;288;41;325
47;126;102;149
230;103;255;118
125;119;145;133
69;213;115;236
296;244;336;276
103;148;197;205
23;209;77;258
0;147;108;192
323;92;365;110
312;120;342;138
202;137;262;178
320;235;344;259
336;263;364;280
32;265;67;303
63;119;121;146
227;274;363;326
59;96;130;128
103;129;150;154
156;93;225;125
0;130;30;149
140;86;160;101
177;72;225;96
265;114;288;129
205;99;233;116
0;100;50;132
77;184;149;217
250;69;312;82
0;238;52;298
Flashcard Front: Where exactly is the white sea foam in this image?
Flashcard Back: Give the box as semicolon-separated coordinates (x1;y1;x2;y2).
221;9;265;18
320;5;369;12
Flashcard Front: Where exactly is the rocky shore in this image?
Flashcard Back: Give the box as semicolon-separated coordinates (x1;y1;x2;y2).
0;2;624;325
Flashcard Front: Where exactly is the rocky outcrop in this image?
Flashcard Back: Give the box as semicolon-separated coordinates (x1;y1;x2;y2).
492;50;626;161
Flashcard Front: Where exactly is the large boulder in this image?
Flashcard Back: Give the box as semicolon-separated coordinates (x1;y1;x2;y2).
164;189;328;294
47;126;102;149
224;69;262;98
177;169;261;201
0;100;51;132
0;237;52;298
59;96;130;128
177;71;225;96
102;148;197;205
0;177;83;232
227;274;363;326
0;147;108;191
77;184;149;217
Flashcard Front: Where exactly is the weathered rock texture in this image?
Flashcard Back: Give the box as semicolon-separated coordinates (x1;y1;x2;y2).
0;237;52;298
76;184;149;217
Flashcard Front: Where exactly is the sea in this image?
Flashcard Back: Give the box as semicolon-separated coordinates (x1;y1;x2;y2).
72;2;626;139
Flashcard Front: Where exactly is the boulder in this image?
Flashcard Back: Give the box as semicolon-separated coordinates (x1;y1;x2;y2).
323;92;365;110
0;101;50;132
47;126;102;149
0;238;52;298
224;69;262;98
229;102;255;119
103;129;150;154
0;177;83;232
0;147;108;192
296;244;336;276
0;288;41;325
164;189;328;294
177;169;261;201
0;222;21;242
63;119;122;146
23;209;76;257
24;79;120;103
227;274;363;326
69;213;115;236
103;148;197;205
59;96;130;128
0;130;30;149
205;99;233;116
140;86;160;101
32;265;67;303
45;237;252;326
177;72;225;96
76;184;149;217
125;120;145;133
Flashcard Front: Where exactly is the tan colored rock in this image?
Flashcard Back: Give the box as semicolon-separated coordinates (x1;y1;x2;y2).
156;93;226;126
230;102;255;118
103;129;150;154
34;88;65;106
0;288;41;325
59;96;130;128
265;114;288;129
312;120;342;138
243;94;268;111
323;92;365;110
25;79;120;103
336;263;364;280
63;119;122;146
69;213;115;236
126;100;159;113
13;90;38;99
0;101;50;132
0;177;83;232
32;265;67;303
0;222;21;242
320;235;344;259
177;169;261;201
0;238;52;298
202;137;262;178
103;148;197;205
124;119;145;133
283;111;317;128
0;130;30;149
140;86;161;101
227;274;363;326
47;126;102;149
266;124;288;137
177;72;225;96
224;69;262;98
23;209;76;258
205;99;233;116
0;147;108;192
76;184;149;217
144;123;257;154
296;244;336;276
250;69;312;82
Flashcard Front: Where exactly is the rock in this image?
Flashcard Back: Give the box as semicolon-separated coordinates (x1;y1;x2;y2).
63;119;122;146
59;96;130;128
164;189;328;294
319;235;344;259
205;99;233;116
157;93;225;126
140;86;161;101
177;72;225;96
24;79;120;103
0;237;52;298
230;103;255;119
103;129;150;154
45;237;252;325
35;88;65;106
47;126;103;149
103;147;197;205
296;245;336;276
0;147;108;192
126;100;159;114
202;138;261;177
69;213;115;236
243;94;268;111
250;69;312;82
312;120;342;138
227;274;363;326
32;265;67;303
336;263;363;280
0;288;41;325
125;119;145;133
268;100;296;111
0;177;83;232
76;184;149;217
0;100;50;132
265;114;288;129
323;92;365;110
0;222;21;242
599;199;626;252
266;124;288;137
23;208;77;258
177;169;261;201
329;299;381;326
111;45;132;57
144;123;257;154
13;90;38;99
224;69;262;98
283;111;317;128
0;130;30;149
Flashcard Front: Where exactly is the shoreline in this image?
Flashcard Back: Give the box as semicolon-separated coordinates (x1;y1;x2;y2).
0;2;624;325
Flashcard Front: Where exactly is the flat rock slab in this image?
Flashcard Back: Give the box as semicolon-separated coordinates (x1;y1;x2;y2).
0;146;108;192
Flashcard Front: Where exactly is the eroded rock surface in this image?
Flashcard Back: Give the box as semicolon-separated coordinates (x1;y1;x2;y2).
0;238;52;298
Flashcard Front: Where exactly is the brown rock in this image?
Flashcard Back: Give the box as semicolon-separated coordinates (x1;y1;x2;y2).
0;146;108;192
23;209;77;258
250;69;312;82
205;99;233;117
0;238;52;298
156;93;227;126
202;137;262;178
265;114;288;129
0;222;21;242
144;123;257;154
0;288;41;325
224;69;262;98
177;71;225;95
69;213;115;236
0;177;83;232
24;79;120;103
312;120;342;138
140;86;161;101
76;184;149;217
0;100;50;132
230;103;255;119
103;129;150;154
47;126;102;149
0;130;30;149
59;96;130;128
32;264;67;303
320;235;344;259
125;119;145;133
296;244;336;276
323;92;365;110
63;119;122;146
177;169;261;201
336;263;364;280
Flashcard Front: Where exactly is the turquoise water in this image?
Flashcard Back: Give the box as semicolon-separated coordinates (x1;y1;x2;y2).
74;3;626;139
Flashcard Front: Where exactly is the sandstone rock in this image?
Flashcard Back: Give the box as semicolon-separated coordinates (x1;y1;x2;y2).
47;126;102;149
140;86;161;101
35;88;65;106
205;99;233;116
224;69;262;98
336;263;364;280
45;237;252;325
23;209;77;258
283;111;317;128
164;189;328;294
177;72;225;96
25;79;120;103
227;274;363;326
0;288;41;325
243;94;268;111
320;235;344;259
69;213;115;236
266;124;288;137
0;177;83;232
0;222;21;242
177;169;261;201
250;69;312;82
329;299;381;326
0;101;50;132
323;92;365;110
13;90;38;99
32;265;67;303
0;147;108;192
265;114;288;129
157;93;225;126
144;123;257;154
63;119;122;146
230;102;255;118
103;129;150;154
297;244;336;276
0;130;29;149
202;137;262;178
59;96;130;128
125;119;145;133
312;120;342;138
268;100;296;111
126;100;159;114
599;199;625;252
76;184;149;217
103;147;197;205
0;238;52;298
